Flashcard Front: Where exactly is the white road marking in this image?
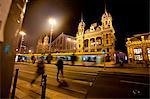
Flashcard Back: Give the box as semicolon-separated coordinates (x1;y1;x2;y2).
16;64;98;76
19;70;93;86
120;80;149;86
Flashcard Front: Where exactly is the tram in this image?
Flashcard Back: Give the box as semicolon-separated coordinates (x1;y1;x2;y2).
15;52;112;66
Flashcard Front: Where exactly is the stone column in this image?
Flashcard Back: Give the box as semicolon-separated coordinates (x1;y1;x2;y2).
88;39;91;52
141;36;147;62
95;37;97;52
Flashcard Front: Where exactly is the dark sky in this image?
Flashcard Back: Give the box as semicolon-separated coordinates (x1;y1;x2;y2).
22;0;149;52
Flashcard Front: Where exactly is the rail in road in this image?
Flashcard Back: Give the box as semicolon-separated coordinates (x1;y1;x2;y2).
12;64;98;98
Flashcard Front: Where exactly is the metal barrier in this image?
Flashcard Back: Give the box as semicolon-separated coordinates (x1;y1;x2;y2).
41;74;47;99
11;69;19;98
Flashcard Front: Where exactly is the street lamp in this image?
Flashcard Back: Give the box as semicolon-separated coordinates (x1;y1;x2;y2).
29;50;32;53
19;31;26;53
48;17;56;53
102;50;106;70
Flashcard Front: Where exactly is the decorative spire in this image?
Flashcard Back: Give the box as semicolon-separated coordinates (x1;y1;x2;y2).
104;0;107;13
81;12;83;22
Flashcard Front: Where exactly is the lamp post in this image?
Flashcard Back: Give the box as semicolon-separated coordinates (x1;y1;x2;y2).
102;50;106;70
19;31;26;53
48;18;56;53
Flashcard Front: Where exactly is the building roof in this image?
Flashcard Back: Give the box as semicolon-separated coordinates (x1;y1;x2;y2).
129;32;150;41
51;32;76;45
133;32;150;37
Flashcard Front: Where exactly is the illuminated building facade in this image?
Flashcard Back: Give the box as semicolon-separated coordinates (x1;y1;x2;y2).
36;33;76;53
76;8;115;61
126;33;150;63
36;7;116;61
36;35;49;53
51;33;76;52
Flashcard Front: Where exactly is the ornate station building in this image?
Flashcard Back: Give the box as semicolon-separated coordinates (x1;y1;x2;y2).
126;33;150;63
76;9;115;60
36;7;116;61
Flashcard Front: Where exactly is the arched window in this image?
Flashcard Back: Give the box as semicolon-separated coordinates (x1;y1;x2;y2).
96;37;102;46
84;39;88;47
106;34;108;39
106;40;109;44
107;48;109;52
90;38;95;46
79;44;81;48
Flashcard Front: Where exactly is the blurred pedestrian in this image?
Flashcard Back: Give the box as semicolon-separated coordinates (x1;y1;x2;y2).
119;58;124;67
31;56;45;85
56;58;64;81
145;60;149;68
46;54;52;64
71;54;75;65
31;55;36;64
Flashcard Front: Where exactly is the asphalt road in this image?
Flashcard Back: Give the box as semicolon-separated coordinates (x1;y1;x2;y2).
86;71;150;98
13;63;150;98
14;63;98;98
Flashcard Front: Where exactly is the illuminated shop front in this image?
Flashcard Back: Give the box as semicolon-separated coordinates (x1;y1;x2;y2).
126;33;150;64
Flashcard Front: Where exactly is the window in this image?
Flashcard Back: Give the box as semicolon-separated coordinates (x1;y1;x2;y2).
147;48;150;61
96;37;102;46
85;50;88;52
107;48;109;52
97;48;101;51
84;40;88;47
91;49;95;52
106;40;109;44
106;34;108;38
134;48;142;54
90;38;95;47
133;48;143;61
147;48;150;54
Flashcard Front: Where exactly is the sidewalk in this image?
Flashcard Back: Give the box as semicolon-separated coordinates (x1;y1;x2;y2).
11;79;77;99
16;61;150;68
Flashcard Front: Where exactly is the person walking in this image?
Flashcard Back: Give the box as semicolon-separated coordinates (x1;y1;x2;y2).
31;55;36;64
56;58;64;81
31;56;45;85
46;54;52;64
71;54;76;65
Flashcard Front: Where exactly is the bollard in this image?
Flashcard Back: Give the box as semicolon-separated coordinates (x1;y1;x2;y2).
11;69;19;99
41;74;47;99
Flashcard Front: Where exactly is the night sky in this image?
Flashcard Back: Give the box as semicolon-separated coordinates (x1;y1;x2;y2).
22;0;149;52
